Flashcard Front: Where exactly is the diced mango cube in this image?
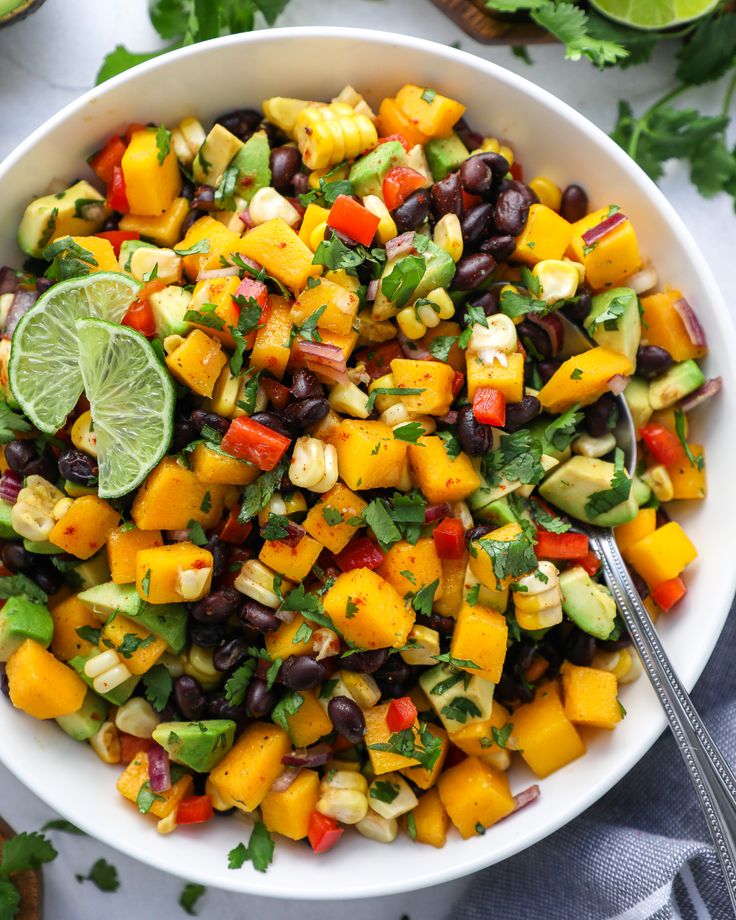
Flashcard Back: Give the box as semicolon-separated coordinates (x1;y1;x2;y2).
136;542;213;604
49;496;121;561
323;568;414;649
283;690;333;748
377;538;444;601
376;97;428;148
264;613;313;660
561;662;622;729
434;554;468;618
538;346;634;413
390;358;455;416
334;420;408;491
302;482;367;554
165;329;227;398
437;756;515;838
513;204;573;266
187;275;241;347
511;682;585;778
208;722;291;812
6;639;87;719
70;236;119;273
568;207;641;290
261;768;320;840
292;278;360;336
122;128;182;216
640;289;707;362
132;458;225;530
298;203;330;249
395;84;465;138
117;751;193;817
119;197;189;248
259;534;323;582
107;526;163;585
176;215;246;280
50;594;101;661
190;443;259;486
408;436;481;503
668;445;706;500
99;613;166;675
250;296;292;380
364;702;421;775
614;509;656;562
625;521;697;588
240;218;321;292
410;788;450;847
450;602;508;683
449;700;513;758
466;353;524;403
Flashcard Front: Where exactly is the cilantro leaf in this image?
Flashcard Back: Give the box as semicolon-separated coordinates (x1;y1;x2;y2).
532;1;628;68
0;832;57;876
0;401;31;443
412;579;439;617
544;404;584;452
155;124;171;164
674;409;704;470
437;429;462;460
363;499;401;551
393;421;425;444
675;13;736;87
0;880;20;918
442;696;482;724
180;882;206;915
261;513;290;541
380;255;426;309
368;722;443;772
584;448;632;518
229;295;263;375
428;335;458;363
483;429;544;487
477;531;537;583
76;858;120;892
41;819;85;836
238;462;286;523
586;294;628;334
224;660;256;706
492;722;514;749
370;780;399;804
271;691;304;733
142;664;173;712
228;843;249;870
187;519;208;546
321;506;344;526
136;782;165;815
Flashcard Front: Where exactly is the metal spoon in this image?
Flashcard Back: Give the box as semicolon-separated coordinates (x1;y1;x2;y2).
556;316;736;910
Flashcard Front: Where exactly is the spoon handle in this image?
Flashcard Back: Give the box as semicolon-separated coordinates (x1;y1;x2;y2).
589;528;736;912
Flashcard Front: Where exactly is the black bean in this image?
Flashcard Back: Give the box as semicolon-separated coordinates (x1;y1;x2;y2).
328;696;366;744
191;185;217;211
2;543;35;573
456;405;493;456
240;598;281;633
326;226;358;248
174;675;207;721
656;507;671;529
180;179;195;201
4;440;36;475
507;640;536;675
159;701;183;723
560;184;588;223
374;656;412;699
597;634;633;652
292;172;310;196
500;179;537;207
504;396;541;432
190;587;242;624
190;622;227;648
215;108;263;141
58;448;98;486
467;289;499;318
340;648;389;674
207;692;249;728
417;611;455;636
538;359;562;384
454;117;483;152
480;235;516;262
453;252;496;291
431;172;463;218
205;535;227;580
584;394;619;438
100;215;121;232
562;293;592;326
465;524;493;548
477;151;511;180
23;455;58;482
282;397;329;430
249;411;293;440
517;321;552;359
31;564;62;596
245;678;277;718
460;203;494;247
459;156;493;197
190;409;229;436
0;663;8;699
213;638;250;673
564;630;597;666
270;146;302;191
493;188;529;236
636;345;673;380
290;368;323;400
279;655;325;690
180;209;205;238
393;189;430;233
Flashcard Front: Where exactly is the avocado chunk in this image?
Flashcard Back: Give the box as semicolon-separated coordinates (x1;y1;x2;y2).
230;130;272;205
56;689;108;741
23;539;62;555
372;236;456;320
539;455;638;527
586;287;641;364
73;552;111;590
424;134;469;181
528;416;574;464
17;179;110;258
152;720;236;773
468;486;522;522
349;141;407;198
193;123;244;187
68;653;139;705
631;475;652;506
560;565;617;640
0;595;53;661
78;582;187;653
0;500;19;539
648;360;705;410
623;376;652;431
418;663;494;734
119;239;156;273
148;285;193;339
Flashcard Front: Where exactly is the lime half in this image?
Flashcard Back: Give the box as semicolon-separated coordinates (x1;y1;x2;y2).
590;0;719;29
9;272;139;434
77;318;175;498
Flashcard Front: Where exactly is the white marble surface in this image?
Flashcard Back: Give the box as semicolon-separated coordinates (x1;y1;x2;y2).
0;2;733;918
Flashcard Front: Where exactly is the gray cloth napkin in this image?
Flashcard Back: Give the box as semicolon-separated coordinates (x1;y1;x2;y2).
452;604;736;920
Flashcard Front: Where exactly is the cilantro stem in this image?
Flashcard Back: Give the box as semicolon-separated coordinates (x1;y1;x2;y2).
627;83;689;162
722;71;736;118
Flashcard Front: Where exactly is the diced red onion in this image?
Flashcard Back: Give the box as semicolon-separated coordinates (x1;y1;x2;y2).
425;502;452;523
270;766;302;793
607;374;630;396
294;340;349;385
673;297;707;348
196;266;240;282
528;313;563;355
437;410;458;426
581;211;627;248
366;279;379;302
398;331;430;360
0;470;23;504
0;267;20;296
385;231;416;262
147;743;171;793
512;784;540;813
275;607;297;624
5;290;38;337
282;743;333;768
679;376;722;412
165;529;191;542
239;208;255;229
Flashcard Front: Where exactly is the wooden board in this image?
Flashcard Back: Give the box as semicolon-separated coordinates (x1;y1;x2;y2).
0;817;43;920
429;0;556;44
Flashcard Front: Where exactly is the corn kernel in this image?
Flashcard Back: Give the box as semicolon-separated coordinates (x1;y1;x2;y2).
249;187;300;228
115;698;160;738
362;195;397;245
532;259;580;305
89;721;121;764
71;410;98;457
641;464;674;503
529;177;562;212
356;811;398;843
368;773;418;820
433;213;463;263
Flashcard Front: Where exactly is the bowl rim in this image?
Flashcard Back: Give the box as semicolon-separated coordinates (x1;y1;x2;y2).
1;25;735;901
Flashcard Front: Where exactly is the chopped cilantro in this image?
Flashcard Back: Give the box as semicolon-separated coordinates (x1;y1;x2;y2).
584;448;632;518
155;124;171;164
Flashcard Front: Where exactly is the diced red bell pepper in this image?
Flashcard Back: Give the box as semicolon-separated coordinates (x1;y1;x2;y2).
576;550;601;577
433;517;465;560
177;795;214;825
88;134;127;185
120;734;152;765
106;165;129;213
308;811;344;854
235;277;269;316
382;167;427;211
376;133;413;153
335;537;385;572
219;507;253;545
451;370;465;398
327;195;380;247
123;122;148;144
260;377;291;410
472;386;506;426
639;423;685;467
95;230;139;257
510;161;523;182
386;696;417;732
652;576;687;612
534;530;589;560
122;300;156;337
221;416;291;471
355;340;404;379
461;190;482;213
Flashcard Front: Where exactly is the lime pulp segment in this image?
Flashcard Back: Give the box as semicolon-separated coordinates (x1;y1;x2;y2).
590;0;719;29
76;317;175;499
8;272;140;434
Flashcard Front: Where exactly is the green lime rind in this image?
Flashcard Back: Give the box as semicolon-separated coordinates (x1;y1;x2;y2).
590;0;719;30
76;317;175;499
9;272;140;434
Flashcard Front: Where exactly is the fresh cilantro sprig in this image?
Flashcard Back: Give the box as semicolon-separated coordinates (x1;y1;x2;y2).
0;401;31;443
227;821;275;873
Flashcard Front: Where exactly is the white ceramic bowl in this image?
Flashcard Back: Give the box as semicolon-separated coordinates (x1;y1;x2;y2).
1;26;735;901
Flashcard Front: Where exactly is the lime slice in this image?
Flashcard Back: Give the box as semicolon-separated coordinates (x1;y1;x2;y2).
590;0;719;29
77;318;175;499
9;272;139;434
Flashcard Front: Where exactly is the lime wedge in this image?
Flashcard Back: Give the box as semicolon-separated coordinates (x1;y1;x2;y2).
77;318;175;499
9;272;139;434
590;0;719;29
